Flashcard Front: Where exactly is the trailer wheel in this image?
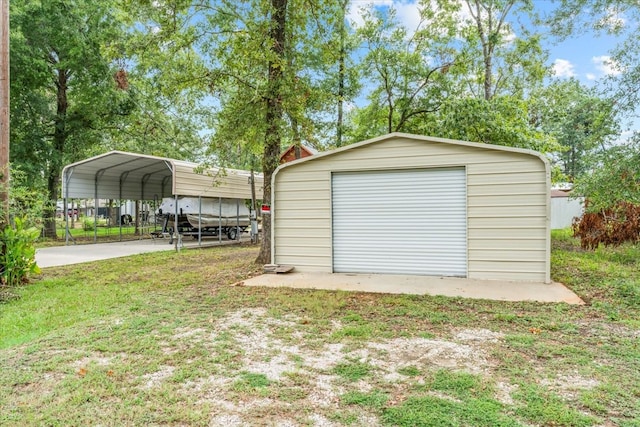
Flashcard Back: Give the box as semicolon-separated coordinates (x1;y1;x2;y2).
227;227;239;240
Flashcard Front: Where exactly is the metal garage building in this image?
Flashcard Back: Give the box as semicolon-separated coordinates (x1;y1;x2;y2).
61;151;263;242
271;133;551;283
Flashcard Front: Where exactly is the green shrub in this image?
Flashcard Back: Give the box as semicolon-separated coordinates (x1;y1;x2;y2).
83;218;95;231
8;168;48;230
0;217;41;292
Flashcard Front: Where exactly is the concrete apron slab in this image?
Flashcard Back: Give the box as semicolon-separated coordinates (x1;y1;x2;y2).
239;272;584;305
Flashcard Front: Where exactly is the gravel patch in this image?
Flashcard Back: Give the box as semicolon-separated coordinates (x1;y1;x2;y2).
540;373;600;400
455;328;505;342
140;365;175;390
495;381;518;405
368;337;495;374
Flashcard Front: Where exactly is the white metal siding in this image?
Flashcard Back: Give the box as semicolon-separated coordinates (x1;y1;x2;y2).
331;168;467;276
551;196;584;229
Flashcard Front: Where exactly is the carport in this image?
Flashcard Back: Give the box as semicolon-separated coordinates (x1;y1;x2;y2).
61;151;263;245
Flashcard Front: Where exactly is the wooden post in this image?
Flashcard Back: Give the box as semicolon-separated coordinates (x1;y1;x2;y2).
0;0;10;226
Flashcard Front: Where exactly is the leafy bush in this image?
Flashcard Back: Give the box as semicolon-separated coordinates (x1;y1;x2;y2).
8;168;49;230
0;217;41;294
83;218;95;231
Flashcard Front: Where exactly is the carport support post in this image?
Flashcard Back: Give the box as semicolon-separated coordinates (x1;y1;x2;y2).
118;199;122;241
94;199;98;242
64;197;69;245
174;194;180;252
94;170;105;243
236;199;240;241
141;173;151;240
140;182;144;241
118;173;126;242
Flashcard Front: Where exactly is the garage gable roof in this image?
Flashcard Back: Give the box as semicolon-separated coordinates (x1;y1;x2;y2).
62;151;263;200
275;133;550;172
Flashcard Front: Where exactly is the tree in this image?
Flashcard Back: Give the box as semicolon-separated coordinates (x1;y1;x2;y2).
458;0;547;100
574;136;640;211
418;0;556;153
256;0;288;264
336;0;349;147
316;0;362;148
428;95;558;153
348;0;555;151
349;2;460;140
530;79;620;181
197;0;348;263
107;0;211;160
10;0;133;238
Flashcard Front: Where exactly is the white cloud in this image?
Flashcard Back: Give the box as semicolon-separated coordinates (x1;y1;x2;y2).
394;1;422;32
586;73;596;81
592;55;622;76
346;1;422;32
552;59;576;78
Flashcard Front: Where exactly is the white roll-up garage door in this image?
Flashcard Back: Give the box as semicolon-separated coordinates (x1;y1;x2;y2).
332;168;467;276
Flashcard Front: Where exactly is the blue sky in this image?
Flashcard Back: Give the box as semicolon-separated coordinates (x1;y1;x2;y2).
346;0;638;138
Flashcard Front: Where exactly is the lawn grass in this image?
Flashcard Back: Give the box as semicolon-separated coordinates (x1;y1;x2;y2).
34;226;161;248
1;233;639;426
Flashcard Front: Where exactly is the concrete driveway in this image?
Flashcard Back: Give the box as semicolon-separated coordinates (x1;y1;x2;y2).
36;235;248;268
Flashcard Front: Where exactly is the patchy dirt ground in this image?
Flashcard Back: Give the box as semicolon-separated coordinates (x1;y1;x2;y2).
44;307;602;427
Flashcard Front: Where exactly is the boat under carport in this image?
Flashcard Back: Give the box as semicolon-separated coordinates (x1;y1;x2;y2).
61;151;263;245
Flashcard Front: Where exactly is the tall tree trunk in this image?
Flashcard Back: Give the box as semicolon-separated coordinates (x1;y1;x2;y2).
287;111;301;159
483;47;493;101
108;199;115;228
43;68;69;239
256;0;288;265
336;0;347;147
466;0;514;101
289;112;301;159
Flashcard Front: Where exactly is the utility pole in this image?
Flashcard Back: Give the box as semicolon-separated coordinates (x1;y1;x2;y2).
0;0;9;227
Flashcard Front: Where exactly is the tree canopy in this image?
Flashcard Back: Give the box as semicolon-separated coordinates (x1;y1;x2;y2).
7;0;639;256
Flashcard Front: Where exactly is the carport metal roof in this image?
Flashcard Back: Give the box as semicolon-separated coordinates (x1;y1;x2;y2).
61;151;264;201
